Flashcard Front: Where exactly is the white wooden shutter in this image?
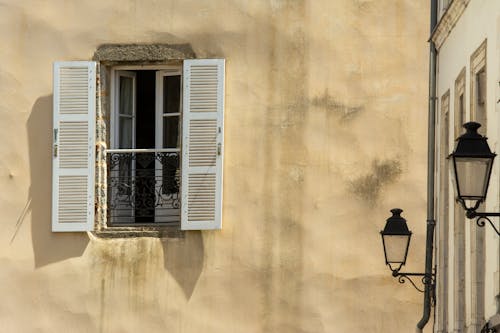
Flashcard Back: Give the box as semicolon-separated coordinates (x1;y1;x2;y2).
52;61;96;232
181;59;224;230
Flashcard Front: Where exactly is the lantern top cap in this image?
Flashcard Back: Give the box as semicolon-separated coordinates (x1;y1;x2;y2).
451;122;496;158
381;208;412;236
463;122;481;134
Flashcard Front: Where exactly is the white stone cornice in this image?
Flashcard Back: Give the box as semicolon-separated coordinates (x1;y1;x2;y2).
431;0;470;50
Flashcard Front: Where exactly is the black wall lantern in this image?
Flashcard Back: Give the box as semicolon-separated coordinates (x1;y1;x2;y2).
380;209;435;294
450;122;500;235
380;208;412;272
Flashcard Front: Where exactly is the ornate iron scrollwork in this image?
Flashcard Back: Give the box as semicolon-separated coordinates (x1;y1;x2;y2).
464;209;500;236
476;216;500;236
398;275;424;293
107;151;181;224
391;270;436;306
397;274;425;293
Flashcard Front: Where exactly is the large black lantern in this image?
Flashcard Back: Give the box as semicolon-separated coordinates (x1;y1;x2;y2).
380;208;412;272
449;122;496;211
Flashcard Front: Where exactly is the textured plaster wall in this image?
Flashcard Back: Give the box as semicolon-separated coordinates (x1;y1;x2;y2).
0;1;430;332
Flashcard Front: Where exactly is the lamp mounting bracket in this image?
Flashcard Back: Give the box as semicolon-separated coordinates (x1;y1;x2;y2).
465;210;500;236
391;270;435;298
456;199;500;235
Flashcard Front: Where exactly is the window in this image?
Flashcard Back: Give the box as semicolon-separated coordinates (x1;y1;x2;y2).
454;68;466;136
453;67;466;331
108;68;183;226
469;39;487;330
436;90;450;333
470;40;487;135
52;59;225;232
439;0;451;16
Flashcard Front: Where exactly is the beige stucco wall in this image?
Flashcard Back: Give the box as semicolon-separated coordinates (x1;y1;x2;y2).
0;1;430;332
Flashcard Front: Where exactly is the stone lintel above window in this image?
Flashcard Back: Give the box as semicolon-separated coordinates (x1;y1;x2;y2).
93;43;196;65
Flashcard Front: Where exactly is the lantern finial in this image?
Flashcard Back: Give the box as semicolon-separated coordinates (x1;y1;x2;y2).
463;121;481;133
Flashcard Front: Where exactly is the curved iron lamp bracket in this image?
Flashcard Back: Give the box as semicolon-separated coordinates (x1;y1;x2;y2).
391;270;435;302
476;216;500;235
465;209;500;236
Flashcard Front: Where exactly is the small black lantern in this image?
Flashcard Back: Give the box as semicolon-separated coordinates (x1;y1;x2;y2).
449;122;496;211
379;208;435;295
380;208;412;273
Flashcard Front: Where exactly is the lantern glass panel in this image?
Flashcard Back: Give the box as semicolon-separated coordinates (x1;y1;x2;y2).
454;157;492;200
382;234;410;264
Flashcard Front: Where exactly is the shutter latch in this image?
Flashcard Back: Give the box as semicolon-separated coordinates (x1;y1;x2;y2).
53;128;58;157
217;143;221;156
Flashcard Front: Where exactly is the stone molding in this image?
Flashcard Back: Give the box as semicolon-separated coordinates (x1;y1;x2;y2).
431;0;470;50
93;43;196;63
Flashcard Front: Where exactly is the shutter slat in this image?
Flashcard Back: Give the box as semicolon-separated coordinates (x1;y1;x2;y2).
52;61;96;232
181;59;224;230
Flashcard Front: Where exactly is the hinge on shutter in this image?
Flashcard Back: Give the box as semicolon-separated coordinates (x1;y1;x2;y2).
53;128;58;157
217;127;222;156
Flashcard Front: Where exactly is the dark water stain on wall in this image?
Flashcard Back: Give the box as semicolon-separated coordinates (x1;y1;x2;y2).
261;1;307;332
310;90;364;121
279;90;364;128
349;159;402;205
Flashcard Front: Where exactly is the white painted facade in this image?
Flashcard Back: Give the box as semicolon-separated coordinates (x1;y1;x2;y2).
433;1;500;332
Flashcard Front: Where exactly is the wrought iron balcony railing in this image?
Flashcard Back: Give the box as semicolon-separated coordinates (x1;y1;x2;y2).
106;149;181;226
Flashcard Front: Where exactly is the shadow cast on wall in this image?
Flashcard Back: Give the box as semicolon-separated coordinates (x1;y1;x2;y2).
26;94;204;299
162;231;204;300
26;95;89;268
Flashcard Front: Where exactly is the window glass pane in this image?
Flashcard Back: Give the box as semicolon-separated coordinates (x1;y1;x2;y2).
120;76;134;116
163;116;180;148
163;75;181;114
120;117;133;148
459;95;464;122
476;69;487;135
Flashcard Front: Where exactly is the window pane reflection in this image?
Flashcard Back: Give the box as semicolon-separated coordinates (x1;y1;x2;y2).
163;116;180;148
